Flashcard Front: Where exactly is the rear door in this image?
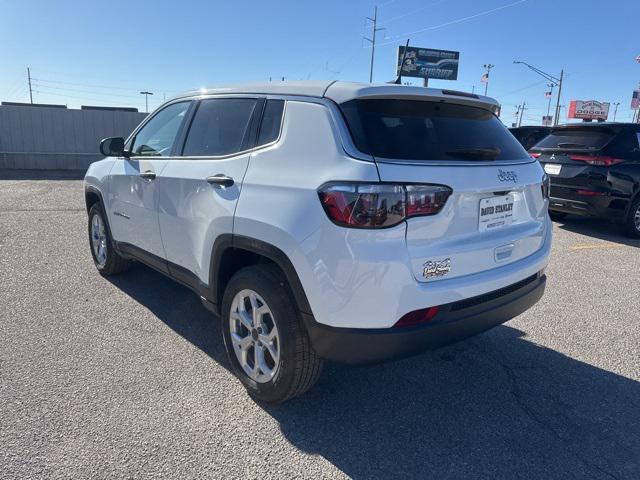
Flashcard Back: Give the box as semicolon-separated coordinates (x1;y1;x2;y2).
108;101;191;260
157;97;278;287
339;98;548;282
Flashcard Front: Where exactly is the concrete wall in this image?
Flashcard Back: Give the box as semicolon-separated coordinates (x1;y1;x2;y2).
0;105;147;170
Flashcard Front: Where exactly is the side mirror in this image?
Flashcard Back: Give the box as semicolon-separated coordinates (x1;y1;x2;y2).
99;137;126;157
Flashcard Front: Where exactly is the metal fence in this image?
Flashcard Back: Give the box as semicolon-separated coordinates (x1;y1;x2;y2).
0;104;147;170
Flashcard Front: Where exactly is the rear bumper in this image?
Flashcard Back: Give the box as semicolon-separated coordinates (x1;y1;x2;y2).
548;190;628;221
305;273;546;365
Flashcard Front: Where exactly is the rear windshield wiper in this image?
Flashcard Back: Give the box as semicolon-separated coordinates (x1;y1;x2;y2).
445;147;501;160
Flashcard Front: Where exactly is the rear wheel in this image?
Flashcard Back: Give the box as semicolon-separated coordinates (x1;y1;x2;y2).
88;203;131;276
549;210;568;221
623;196;640;238
221;264;323;403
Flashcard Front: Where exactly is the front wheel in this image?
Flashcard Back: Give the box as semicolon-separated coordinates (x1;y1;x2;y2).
87;203;131;276
623;196;640;238
221;264;323;403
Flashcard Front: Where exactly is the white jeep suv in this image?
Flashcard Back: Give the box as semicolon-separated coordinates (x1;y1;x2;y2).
84;81;551;403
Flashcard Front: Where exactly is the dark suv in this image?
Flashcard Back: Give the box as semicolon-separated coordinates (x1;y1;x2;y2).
509;126;552;151
530;123;640;237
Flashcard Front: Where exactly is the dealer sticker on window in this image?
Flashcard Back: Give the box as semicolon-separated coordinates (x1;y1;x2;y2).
479;195;514;232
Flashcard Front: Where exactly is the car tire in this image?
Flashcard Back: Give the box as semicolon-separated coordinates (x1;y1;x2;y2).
221;264;323;403
87;202;131;276
623;196;640;238
549;210;568;221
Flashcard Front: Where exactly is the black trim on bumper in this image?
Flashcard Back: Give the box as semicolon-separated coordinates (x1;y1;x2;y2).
304;274;546;365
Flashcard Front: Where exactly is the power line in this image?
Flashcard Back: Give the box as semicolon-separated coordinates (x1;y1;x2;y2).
377;0;450;26
32;83;143;99
374;0;528;47
32;77;183;94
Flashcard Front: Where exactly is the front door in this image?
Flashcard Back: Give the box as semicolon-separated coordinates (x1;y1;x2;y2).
107;101;191;261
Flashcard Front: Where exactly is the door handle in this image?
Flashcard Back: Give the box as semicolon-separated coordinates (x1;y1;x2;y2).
206;174;234;187
140;170;156;180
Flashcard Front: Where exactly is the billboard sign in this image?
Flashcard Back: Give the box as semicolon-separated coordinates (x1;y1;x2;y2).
568;100;610;120
397;46;459;80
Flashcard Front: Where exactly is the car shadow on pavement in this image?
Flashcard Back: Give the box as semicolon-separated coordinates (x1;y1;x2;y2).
554;216;640;248
108;263;640;480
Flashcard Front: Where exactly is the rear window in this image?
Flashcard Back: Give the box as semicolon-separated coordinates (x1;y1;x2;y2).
533;128;615;151
340;99;528;161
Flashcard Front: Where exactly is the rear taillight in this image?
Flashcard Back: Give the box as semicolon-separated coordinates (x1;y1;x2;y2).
318;183;452;228
569;155;624;166
530;153;541;159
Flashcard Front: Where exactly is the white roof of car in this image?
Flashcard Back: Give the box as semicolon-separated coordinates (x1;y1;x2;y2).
178;81;500;112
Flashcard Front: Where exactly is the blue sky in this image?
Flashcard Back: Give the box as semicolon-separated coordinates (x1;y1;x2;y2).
1;0;639;125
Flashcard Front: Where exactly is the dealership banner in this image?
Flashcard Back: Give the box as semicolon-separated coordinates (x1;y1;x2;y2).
397;46;459;80
567;100;610;120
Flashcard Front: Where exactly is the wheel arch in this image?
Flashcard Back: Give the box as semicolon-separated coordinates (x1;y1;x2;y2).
85;185;103;213
210;235;312;316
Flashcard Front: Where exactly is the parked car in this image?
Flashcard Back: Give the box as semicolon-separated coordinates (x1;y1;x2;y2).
84;81;551;402
530;122;640;237
509;126;552;150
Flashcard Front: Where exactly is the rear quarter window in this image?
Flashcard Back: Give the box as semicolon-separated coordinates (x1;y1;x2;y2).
340;99;528;161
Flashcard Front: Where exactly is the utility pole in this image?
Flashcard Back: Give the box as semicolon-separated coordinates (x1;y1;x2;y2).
27;67;33;104
365;6;384;83
483;64;494;96
139;91;153;113
553;69;564;126
517;101;527;127
612;102;620;121
513;61;563;126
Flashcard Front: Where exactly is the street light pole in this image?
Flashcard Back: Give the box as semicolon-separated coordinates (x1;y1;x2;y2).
483;64;494;96
139;91;153;113
613;102;620;121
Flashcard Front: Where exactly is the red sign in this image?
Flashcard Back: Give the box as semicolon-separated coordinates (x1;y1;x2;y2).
568;100;610;120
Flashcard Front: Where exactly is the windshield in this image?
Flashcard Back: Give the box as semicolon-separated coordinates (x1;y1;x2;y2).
533;128;615;151
339;99;528;161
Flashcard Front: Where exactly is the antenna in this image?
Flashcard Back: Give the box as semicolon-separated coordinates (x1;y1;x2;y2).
389;39;410;85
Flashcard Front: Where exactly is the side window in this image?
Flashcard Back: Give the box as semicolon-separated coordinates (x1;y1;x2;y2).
606;131;640;159
182;98;258;156
257;100;285;146
130;102;190;157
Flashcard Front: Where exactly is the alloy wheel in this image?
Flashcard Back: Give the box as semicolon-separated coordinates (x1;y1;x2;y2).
91;213;108;266
229;289;280;383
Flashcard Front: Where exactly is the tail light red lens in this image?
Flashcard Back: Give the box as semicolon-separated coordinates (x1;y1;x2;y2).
318;183;452;228
394;306;440;328
530;153;541;159
569;155;624;167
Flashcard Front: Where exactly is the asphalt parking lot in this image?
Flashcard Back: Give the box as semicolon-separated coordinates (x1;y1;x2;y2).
1;171;639;479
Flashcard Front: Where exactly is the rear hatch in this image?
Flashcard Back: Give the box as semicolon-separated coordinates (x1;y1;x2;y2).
339;97;548;283
530;126;621;200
